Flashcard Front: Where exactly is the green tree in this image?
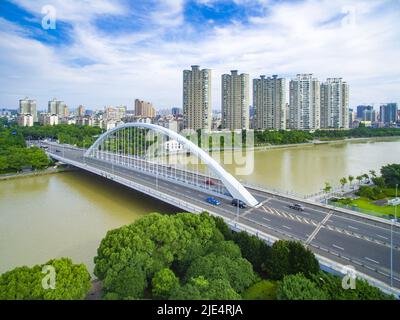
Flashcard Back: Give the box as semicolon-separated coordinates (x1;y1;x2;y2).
185;248;257;293
94;212;225;299
152;268;179;299
348;175;354;189
310;271;395;300
0;258;91;300
169;276;241;300
323;182;332;194
27;147;51;169
381;163;400;187
369;170;377;178
276;273;328;300
356;175;363;185
103;265;147;299
340;177;347;190
263;240;319;280
372;176;386;188
231;231;271;274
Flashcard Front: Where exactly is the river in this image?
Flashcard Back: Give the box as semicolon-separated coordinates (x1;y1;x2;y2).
1;137;399;275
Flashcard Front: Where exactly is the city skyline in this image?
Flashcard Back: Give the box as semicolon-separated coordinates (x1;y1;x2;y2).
0;0;399;110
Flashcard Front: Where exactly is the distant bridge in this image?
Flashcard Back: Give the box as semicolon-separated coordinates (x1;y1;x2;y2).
39;123;400;296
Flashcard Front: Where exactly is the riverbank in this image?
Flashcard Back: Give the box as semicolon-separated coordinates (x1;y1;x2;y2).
208;135;400;152
0;166;75;181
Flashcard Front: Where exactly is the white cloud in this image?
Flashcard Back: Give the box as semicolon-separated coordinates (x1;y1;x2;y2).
0;0;399;111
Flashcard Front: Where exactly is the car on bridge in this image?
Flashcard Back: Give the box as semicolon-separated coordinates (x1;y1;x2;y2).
205;178;216;185
206;196;220;206
231;199;247;209
288;203;305;211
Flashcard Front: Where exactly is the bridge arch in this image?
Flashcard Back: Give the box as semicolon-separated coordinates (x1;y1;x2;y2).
85;123;258;206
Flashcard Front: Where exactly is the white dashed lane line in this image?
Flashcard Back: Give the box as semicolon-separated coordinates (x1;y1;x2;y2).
262;217;271;222
282;225;292;230
365;257;380;264
332;244;344;251
348;225;358;230
376;234;389;240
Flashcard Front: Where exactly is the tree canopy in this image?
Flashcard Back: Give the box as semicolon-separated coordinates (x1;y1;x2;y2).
263;240;320;280
277;273;328;300
0;258;91;300
381;163;400;188
94;212;256;299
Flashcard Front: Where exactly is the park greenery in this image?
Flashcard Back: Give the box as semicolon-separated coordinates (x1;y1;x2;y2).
0;121;104;174
332;163;400;217
20;124;103;148
0;258;92;300
0;124;51;173
254;127;400;146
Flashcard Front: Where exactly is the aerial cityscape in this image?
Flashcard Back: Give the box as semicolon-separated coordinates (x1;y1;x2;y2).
0;0;399;309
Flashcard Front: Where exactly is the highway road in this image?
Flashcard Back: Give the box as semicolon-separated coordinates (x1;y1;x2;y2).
39;141;400;291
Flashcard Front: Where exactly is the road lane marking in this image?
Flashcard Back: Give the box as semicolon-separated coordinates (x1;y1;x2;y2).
348;225;358;230
376;234;389;240
364;257;380;264
365;265;376;271
332;244;344;251
282;225;292;230
305;211;334;245
262;217;271;222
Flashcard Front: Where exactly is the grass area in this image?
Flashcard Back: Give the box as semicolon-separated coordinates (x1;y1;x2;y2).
242;280;277;300
338;197;398;216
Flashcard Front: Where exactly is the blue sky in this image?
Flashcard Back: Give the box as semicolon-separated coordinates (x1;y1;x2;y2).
0;0;399;110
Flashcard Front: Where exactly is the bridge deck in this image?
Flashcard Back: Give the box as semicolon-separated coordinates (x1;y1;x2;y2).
40;141;400;296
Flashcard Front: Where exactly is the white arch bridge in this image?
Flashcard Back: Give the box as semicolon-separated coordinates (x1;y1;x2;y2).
40;123;400;297
83;123;258;206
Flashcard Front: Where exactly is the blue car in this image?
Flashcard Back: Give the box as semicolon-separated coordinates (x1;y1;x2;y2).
206;196;220;206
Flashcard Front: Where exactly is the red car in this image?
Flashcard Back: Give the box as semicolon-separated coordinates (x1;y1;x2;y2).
205;179;216;186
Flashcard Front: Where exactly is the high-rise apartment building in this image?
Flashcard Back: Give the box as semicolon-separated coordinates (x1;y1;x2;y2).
289;74;320;130
171;107;183;116
380;103;398;124
183;65;212;131
48;98;68;117
77;105;85;117
221;70;249;130
356;105;376;122
320;78;349;129
253;75;286;130
19;97;37;122
135;99;156;118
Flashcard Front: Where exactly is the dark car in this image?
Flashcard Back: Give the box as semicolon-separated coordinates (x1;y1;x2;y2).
288;203;305;211
55;149;61;153
231;199;247;209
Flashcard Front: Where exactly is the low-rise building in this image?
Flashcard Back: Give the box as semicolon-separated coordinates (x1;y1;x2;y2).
17;114;34;127
39;113;59;126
